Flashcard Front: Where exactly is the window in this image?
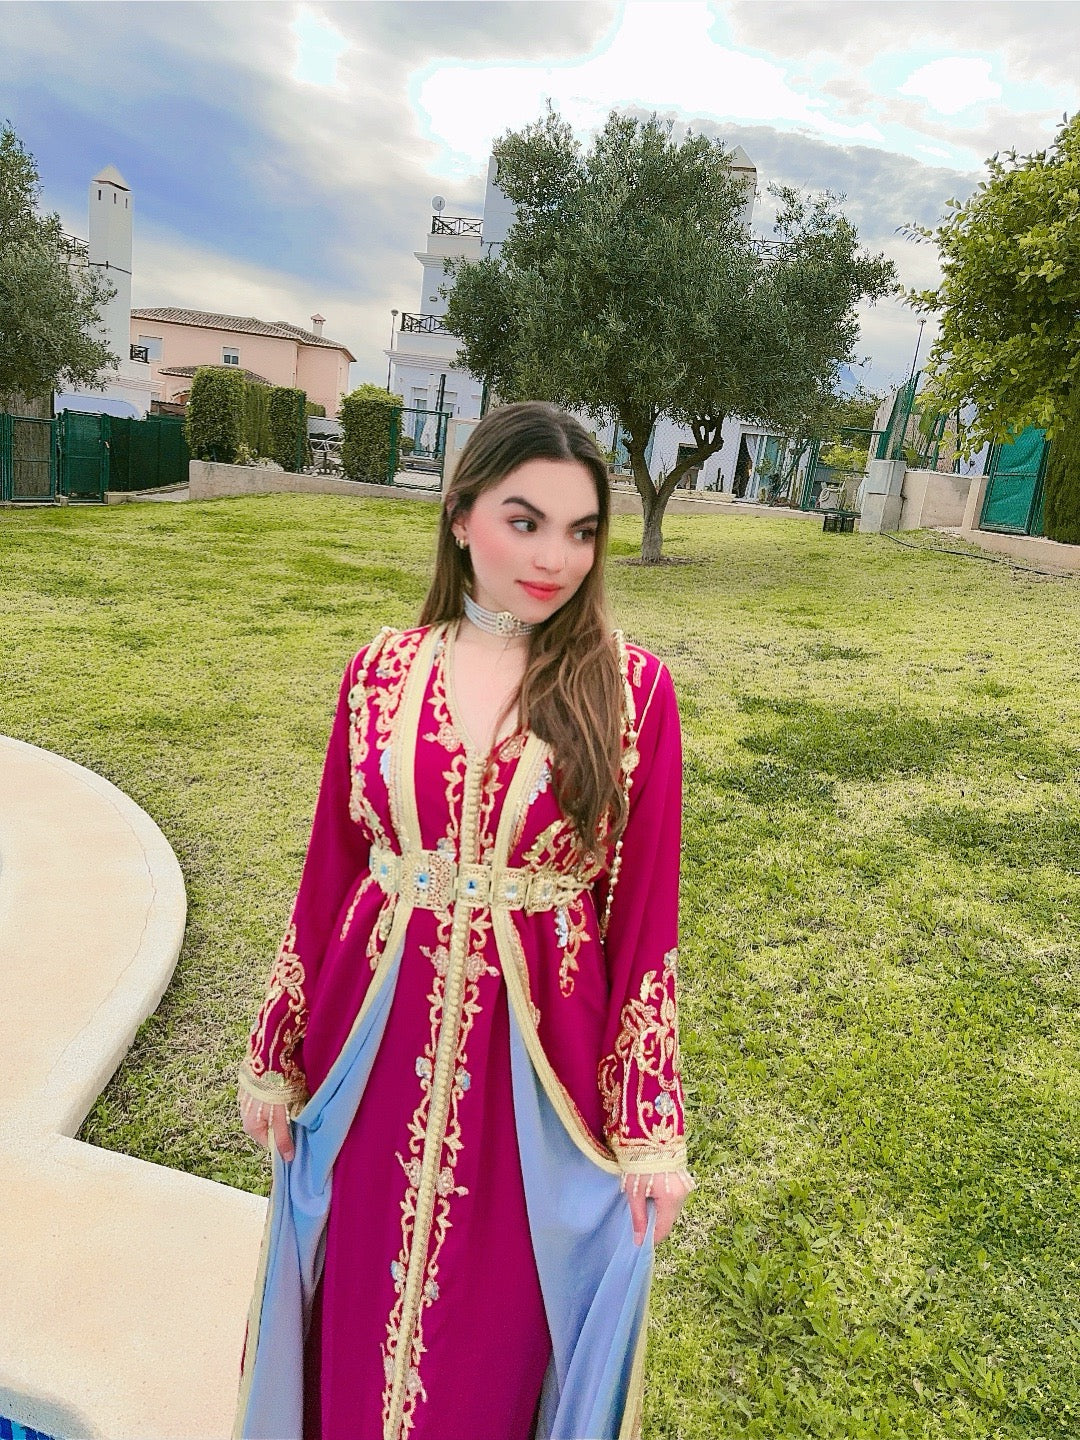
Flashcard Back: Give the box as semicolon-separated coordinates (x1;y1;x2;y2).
222;347;240;366
138;334;163;361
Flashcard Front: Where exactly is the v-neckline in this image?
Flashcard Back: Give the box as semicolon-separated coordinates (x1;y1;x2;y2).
441;622;526;761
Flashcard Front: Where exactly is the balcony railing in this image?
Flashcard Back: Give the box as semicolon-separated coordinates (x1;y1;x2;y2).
431;216;483;237
400;312;451;335
60;231;88;262
130;344;150;363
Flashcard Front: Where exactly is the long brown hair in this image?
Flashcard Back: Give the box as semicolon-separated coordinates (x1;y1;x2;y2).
419;402;627;850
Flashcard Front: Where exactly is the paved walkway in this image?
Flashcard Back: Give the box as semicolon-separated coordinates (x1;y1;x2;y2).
0;738;264;1439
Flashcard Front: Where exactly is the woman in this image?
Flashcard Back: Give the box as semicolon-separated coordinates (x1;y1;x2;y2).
235;402;692;1440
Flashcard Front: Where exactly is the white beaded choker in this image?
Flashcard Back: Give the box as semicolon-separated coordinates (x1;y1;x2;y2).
462;592;536;637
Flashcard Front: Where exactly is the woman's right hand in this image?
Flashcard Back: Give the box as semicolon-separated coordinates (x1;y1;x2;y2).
239;1089;295;1162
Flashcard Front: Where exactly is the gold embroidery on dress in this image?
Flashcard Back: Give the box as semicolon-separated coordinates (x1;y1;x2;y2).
371;630;426;843
519;820;600;998
348;629;397;848
340;874;373;941
597;946;684;1162
554;898;590;997
600;633;642;940
244;922;308;1103
366;891;396;971
381;903;497;1434
425;634;459;753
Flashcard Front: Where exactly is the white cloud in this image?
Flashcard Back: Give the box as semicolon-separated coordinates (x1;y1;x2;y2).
129;220;416;389
291;7;350;89
899;57;1002;116
413;1;883;178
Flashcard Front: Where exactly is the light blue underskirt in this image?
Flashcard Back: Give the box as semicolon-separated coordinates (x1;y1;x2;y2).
238;946;654;1440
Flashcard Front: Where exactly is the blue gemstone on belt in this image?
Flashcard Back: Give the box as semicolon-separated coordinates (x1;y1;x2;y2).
417;872;429;886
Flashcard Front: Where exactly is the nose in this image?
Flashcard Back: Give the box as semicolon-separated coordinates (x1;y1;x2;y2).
533;536;567;575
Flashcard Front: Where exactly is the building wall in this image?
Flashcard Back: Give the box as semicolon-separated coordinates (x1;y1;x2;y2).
132;320;349;414
89;173;132;363
295;346;350;416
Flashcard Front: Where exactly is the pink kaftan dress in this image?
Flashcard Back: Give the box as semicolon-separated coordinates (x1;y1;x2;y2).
236;622;687;1440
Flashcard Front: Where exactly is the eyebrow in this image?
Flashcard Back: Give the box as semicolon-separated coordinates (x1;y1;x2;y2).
501;495;601;526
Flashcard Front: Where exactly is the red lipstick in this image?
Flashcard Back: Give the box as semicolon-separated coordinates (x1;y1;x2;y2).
518;581;561;600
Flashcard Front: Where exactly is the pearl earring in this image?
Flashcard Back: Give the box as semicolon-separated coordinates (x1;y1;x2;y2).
455;535;468;550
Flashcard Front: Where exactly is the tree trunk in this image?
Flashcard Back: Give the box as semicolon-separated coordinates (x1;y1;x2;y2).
622;413;725;563
641;498;665;563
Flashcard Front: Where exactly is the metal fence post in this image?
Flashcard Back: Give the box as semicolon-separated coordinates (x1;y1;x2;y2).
0;413;10;502
387;409;400;485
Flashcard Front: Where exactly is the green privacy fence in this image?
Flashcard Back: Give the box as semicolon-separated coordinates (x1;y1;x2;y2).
875;375;948;468
0;414;57;501
979;427;1049;536
1;412;191;503
108;414;190;491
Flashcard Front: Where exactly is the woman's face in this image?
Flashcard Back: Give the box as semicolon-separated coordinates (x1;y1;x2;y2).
452;457;600;623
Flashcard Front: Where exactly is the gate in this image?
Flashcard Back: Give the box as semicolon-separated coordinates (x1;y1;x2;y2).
979;427;1048;536
797;427;883;512
59;411;109;501
0;414;58;501
393;407;450;484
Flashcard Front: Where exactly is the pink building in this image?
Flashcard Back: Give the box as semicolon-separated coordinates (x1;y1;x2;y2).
130;308;354;416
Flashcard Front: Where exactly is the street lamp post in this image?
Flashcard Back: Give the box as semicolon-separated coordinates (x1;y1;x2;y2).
386;309;398;392
908;316;927;386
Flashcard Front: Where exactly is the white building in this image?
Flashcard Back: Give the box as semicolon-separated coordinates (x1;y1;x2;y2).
386;155;515;432
57;166;156;418
390;144;799;499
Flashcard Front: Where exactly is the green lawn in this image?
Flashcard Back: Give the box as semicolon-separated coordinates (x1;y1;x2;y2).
2;496;1078;1439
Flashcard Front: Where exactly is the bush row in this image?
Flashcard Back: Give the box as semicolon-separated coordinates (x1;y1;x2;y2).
339;384;402;483
185;368;310;471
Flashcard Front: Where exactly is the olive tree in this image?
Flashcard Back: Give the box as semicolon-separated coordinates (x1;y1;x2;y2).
444;110;895;561
0;122;115;403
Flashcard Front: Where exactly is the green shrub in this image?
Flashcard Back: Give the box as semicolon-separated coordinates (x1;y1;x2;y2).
305;401;326;419
1044;384;1080;544
268;386;307;472
820;441;868;473
243;382;272;459
339;384;403;483
185;366;246;463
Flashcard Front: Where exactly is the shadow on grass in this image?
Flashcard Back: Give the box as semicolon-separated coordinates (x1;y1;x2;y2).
736;695;1077;784
908;803;1080;872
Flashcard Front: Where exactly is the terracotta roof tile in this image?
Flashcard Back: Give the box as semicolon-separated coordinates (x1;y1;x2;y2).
132;307;354;359
158;364;272;386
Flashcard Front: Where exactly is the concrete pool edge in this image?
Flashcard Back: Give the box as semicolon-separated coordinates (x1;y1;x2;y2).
0;736;265;1440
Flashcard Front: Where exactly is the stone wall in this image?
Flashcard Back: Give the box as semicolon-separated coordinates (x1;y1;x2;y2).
188;460;441;503
859;460;977;534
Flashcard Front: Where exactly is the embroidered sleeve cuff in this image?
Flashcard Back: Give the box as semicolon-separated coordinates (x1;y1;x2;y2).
238;1058;309;1117
608;1136;689;1174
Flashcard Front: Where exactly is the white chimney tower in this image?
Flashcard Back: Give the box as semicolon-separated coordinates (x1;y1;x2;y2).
311;313;326;337
88;165;133;365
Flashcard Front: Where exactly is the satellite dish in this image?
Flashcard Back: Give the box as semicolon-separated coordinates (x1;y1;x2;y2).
432;195;445;213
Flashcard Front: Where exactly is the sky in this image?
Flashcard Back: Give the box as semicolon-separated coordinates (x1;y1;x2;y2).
4;0;1079;398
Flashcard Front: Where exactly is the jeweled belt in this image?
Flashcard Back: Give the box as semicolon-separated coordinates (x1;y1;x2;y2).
370;844;589;914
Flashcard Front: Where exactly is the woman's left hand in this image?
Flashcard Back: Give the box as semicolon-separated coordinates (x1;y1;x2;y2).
624;1170;695;1246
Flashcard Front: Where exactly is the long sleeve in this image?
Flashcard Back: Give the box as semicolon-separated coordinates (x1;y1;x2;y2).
239;657;370;1113
596;657;687;1174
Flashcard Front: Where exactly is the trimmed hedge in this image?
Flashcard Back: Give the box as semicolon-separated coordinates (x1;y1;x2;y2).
1045;385;1080;544
244;382;272;460
185;366;246;463
268;386;307;473
340;384;402;483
